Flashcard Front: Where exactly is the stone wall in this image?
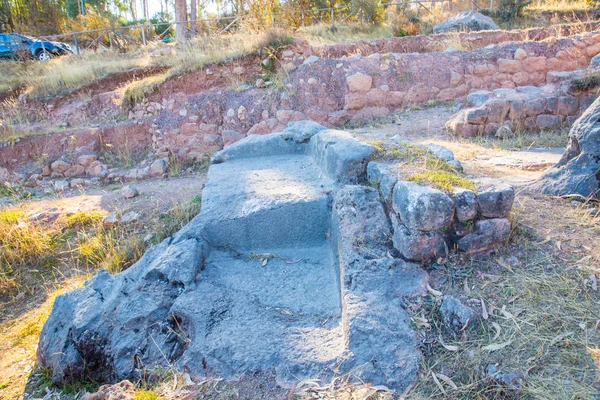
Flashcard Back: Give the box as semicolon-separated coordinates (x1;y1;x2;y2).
317;22;600;58
446;68;599;136
368;162;514;262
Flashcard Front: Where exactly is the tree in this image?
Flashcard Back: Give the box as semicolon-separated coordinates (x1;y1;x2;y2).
175;0;187;40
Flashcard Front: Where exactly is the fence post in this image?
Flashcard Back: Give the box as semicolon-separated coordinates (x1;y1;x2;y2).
108;30;113;49
489;0;493;10
271;13;274;27
301;10;305;27
387;4;391;22
73;33;80;54
141;25;147;45
331;8;334;27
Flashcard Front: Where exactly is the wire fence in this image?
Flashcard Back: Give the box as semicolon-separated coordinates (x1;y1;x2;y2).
32;0;488;55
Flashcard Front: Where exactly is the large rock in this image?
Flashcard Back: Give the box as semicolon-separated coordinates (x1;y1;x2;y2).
533;96;600;197
433;11;499;34
392;181;455;232
37;122;424;394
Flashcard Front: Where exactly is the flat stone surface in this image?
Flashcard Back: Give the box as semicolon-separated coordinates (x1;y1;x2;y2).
481;148;563;171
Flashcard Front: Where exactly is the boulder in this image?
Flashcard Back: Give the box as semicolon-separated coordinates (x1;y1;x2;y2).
533;96;600;197
433;11;499;34
121;185;138;199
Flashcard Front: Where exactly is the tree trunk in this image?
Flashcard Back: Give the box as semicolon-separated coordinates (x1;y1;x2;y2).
190;0;196;35
175;0;188;41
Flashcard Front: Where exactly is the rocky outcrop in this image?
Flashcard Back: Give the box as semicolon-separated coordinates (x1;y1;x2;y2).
37;121;428;393
433;11;499;34
532;96;600;197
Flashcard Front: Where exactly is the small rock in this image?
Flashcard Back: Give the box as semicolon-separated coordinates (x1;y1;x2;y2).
485;364;523;389
53;180;69;192
103;213;119;227
29;208;60;223
256;78;266;88
440;295;476;333
393;181;455;232
77;154;98;167
179;109;188;117
423;144;455;162
121;185;139;199
149;159;167;176
495;125;514;139
50;160;71;173
121;211;140;224
303;55;319;65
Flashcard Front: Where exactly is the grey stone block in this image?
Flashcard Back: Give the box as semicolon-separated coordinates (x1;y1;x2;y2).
393;181;455;232
457;218;511;254
477;179;514;218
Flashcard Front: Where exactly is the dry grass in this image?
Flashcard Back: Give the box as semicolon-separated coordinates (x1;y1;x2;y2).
465;127;570;151
369;140;475;191
425;32;477;53
0;192;202;399
404;192;600;399
526;0;596;13
0;29;294;103
296;23;394;46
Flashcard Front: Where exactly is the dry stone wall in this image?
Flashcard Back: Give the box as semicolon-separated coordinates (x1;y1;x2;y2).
446;68;600;137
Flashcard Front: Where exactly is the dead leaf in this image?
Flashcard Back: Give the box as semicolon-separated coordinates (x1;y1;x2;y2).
481;298;489;320
431;371;446;395
482;340;513;351
371;385;391;391
427;283;442;297
439;335;459;352
435;373;458;390
496;258;514;273
491;322;502;341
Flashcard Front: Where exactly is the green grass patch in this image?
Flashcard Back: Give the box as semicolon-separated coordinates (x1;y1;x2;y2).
408;170;475;191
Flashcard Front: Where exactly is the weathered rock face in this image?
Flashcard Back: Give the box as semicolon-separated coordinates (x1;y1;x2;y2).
37;121;427;393
433;11;499;34
533;96;600;197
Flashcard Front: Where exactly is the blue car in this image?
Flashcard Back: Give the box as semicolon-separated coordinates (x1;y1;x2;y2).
0;32;73;61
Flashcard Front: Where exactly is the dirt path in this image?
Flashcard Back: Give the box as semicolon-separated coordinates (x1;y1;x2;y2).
352;105;566;186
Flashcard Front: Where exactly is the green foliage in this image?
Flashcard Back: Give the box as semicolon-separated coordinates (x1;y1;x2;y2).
150;12;175;38
482;0;532;23
351;0;386;25
569;74;600;92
